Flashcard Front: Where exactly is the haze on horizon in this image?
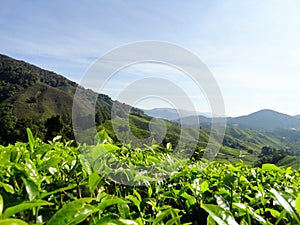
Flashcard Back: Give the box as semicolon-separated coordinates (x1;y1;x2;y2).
1;0;300;117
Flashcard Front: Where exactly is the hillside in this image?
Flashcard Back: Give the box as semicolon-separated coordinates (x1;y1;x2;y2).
0;54;145;143
5;83;73;120
0;53;299;167
0;54;77;99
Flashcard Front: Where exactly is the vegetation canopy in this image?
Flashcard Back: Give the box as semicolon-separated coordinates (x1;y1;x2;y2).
0;129;299;224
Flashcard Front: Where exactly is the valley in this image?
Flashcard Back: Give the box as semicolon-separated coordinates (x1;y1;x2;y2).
0;54;299;168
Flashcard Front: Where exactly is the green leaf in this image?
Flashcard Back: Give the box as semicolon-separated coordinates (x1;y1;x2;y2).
296;193;300;216
133;189;142;202
201;180;210;193
47;198;97;225
0;218;29;225
0;195;3;215
165;216;181;225
21;178;38;200
26;128;34;152
118;203;130;218
9;148;18;162
79;154;92;175
95;130;113;144
180;192;196;206
223;174;235;188
270;188;300;224
153;208;172;225
148;186;153;198
3;200;53;218
94;215;138;225
40;184;77;199
126;195;140;212
87;144;119;163
0;182;14;194
233;203;268;224
24;159;40;184
89;172;102;194
262;164;282;172
146;156;160;164
265;208;281;218
201;203;239;225
275;210;287;225
119;219;139;225
207;215;217;225
239;219;249;225
98;198;128;212
179;184;191;196
215;195;230;211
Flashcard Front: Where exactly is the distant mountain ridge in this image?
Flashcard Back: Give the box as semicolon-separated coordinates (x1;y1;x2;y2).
152;108;300;131
0;53;300;168
3;53;298;133
228;109;300;130
144;108;214;120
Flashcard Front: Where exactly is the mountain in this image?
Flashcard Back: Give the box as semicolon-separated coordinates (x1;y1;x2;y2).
172;115;212;128
175;109;300;131
144;108;196;120
0;54;205;147
227;109;300;130
1;53;299;168
0;53;145;144
144;107;213;120
0;53;80;118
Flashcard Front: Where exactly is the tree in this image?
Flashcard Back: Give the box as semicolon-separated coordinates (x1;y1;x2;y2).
45;115;63;140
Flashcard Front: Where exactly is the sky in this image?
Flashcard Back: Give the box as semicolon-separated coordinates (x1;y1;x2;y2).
0;0;300;116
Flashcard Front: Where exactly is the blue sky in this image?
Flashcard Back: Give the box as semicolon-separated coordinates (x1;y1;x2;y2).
1;0;300;116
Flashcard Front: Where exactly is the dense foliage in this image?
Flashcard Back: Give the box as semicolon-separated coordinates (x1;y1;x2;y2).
0;129;299;224
0;54;146;145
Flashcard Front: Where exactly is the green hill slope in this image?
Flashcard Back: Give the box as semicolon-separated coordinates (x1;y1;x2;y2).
0;53;144;143
0;53;299;167
5;83;73;120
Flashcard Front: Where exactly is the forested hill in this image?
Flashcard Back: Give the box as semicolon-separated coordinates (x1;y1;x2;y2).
0;54;77;99
0;54;145;144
